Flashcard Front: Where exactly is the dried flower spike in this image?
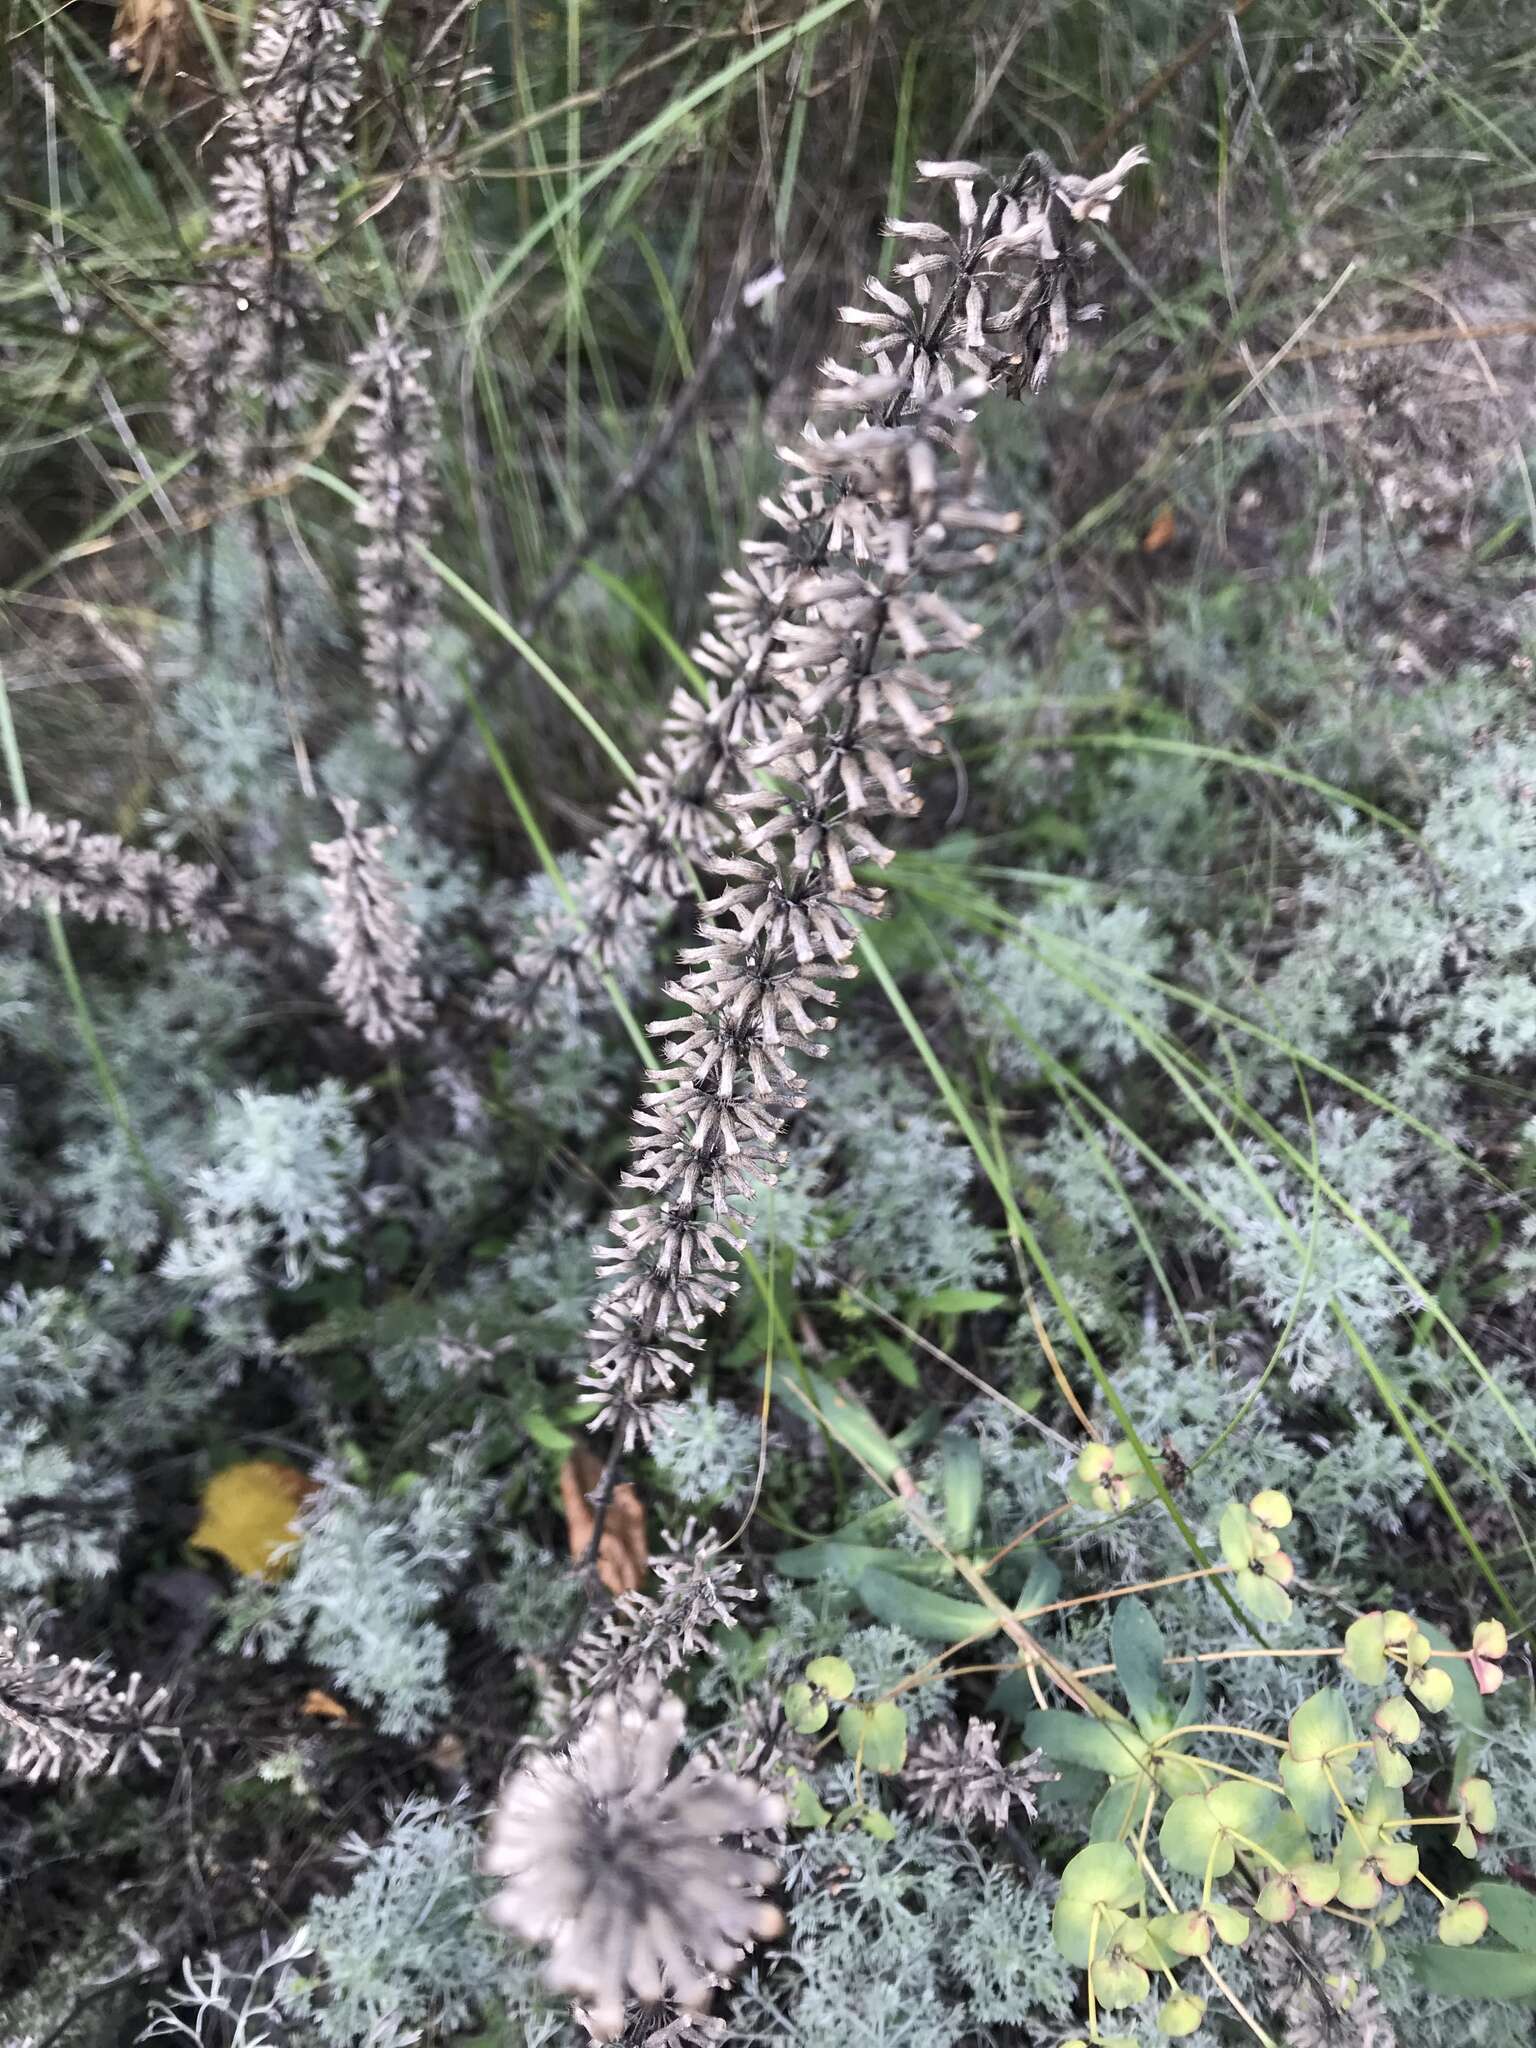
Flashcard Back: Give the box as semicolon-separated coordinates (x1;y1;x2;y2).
0;807;229;945
487;149;1145;1042
350;318;446;753
311;798;431;1047
173;0;370;480
483;1685;785;2041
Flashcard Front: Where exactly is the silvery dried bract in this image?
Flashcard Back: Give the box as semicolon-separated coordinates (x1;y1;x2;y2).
560;1523;755;1707
903;1718;1050;1831
174;0;372;475
350;319;446;753
0;807;229;944
482;1686;785;2043
311;799;431;1047
1;1619;177;1782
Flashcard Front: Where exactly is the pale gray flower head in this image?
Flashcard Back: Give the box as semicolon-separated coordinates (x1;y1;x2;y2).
903;1717;1050;1830
483;1686;785;2042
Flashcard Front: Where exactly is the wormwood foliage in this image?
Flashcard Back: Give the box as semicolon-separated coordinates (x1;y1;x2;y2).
2;2;1535;2046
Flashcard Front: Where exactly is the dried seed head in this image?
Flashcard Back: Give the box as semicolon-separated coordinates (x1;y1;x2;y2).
483;1686;785;2041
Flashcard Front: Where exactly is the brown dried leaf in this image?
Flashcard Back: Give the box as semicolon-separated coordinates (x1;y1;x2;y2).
301;1689;352;1723
559;1447;647;1596
1142;501;1177;552
110;0;186;92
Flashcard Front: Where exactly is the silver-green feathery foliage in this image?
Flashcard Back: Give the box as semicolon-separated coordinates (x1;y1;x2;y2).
292;1796;510;2048
224;1449;487;1739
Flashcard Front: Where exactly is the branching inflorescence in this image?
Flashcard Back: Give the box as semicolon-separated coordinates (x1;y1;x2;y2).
349;318;447;753
0;807;230;944
562;150;1146;1449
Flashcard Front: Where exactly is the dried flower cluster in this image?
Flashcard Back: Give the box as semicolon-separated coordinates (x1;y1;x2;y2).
1;1618;176;1782
903;1717;1050;1830
174;0;370;479
350;319;447;752
1258;1923;1398;2048
560;1522;754;1708
483;1685;785;2042
0;807;229;944
569;151;1145;1446
311;799;431;1046
488;148;1146;1039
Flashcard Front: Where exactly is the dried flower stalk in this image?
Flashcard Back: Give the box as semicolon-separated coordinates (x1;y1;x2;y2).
567;150;1146;1446
311;798;430;1047
0;807;229;944
350;318;446;753
559;1520;754;1710
1;1617;177;1782
174;0;369;484
488;148;1147;1037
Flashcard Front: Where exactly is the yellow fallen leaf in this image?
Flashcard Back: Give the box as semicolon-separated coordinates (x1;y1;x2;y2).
190;1459;315;1579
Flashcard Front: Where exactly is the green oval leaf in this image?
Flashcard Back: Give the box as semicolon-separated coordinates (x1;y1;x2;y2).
940;1431;983;1551
858;1565;996;1644
1112;1596;1172;1737
1025;1708;1149;1779
1404;1943;1536;2000
806;1654;855;1700
838;1700;908;1774
1475;1883;1536;1956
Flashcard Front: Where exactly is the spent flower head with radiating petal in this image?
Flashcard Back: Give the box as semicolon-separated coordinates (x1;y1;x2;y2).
483;1685;785;2042
903;1717;1051;1831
